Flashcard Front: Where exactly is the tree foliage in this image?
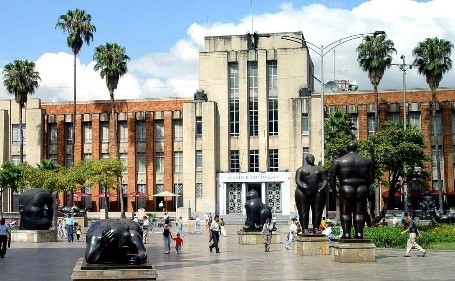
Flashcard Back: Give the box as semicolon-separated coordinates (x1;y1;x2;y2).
359;122;429;221
0;161;24;217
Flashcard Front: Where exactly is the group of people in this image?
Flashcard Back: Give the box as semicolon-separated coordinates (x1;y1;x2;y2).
58;214;82;242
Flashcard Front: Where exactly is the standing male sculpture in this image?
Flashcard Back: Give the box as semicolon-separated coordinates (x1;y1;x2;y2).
330;141;374;239
295;154;328;234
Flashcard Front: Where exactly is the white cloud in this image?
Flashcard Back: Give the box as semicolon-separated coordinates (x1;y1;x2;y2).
1;0;455;102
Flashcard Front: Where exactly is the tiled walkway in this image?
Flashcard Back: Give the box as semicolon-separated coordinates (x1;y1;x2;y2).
0;224;452;280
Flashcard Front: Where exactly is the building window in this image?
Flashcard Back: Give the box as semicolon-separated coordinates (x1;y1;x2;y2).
174;151;183;173
12;124;26;145
230;150;240;172
431;146;443;177
155;184;164;194
248;62;258;137
267;61;278;96
49;154;57;163
196;183;203;198
137;152;146;174
301;113;309;135
118;121;128;143
120;153;128;173
155;120;164;142
196;150;202;171
173;119;183;141
101;122;109;143
268;149;279;172
48;123;57;145
249;149;259;172
431;112;442;135
65;154;72;167
196;117;202;138
229;63;239;137
83;122;92;144
136;121;146;143
101;153;109;159
303;147;309;165
268;98;279;136
83;153;92;160
65;123;73;145
11;155;21;165
388;112;399;125
409;111;421;130
367;113;376;136
348;114;358;137
155;152;164;173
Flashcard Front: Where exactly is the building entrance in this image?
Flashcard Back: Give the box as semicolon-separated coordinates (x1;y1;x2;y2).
247;183;262;198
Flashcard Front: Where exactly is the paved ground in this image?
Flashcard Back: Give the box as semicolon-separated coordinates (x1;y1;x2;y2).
1;224;454;281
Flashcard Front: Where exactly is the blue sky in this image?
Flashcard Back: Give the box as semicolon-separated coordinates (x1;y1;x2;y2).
0;0;451;102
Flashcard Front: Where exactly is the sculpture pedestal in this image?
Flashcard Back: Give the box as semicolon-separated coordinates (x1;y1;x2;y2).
11;229;57;243
295;234;329;256
71;258;158;280
237;230;281;245
332;239;376;263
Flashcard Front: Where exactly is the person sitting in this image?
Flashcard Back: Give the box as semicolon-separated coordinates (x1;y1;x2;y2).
85;219;147;264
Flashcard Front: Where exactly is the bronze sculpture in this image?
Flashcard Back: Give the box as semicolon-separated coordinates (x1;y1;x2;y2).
295;153;328;234
243;189;272;231
330;141;374;239
85;219;147;264
19;188;53;230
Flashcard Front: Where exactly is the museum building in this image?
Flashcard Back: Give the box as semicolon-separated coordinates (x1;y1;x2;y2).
1;31;455;216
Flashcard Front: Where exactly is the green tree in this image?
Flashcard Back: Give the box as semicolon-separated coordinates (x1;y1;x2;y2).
56;9;96;207
93;43;129;218
360;122;428;222
2;60;41;163
412;37;453;213
356;34;396;132
0;162;23;217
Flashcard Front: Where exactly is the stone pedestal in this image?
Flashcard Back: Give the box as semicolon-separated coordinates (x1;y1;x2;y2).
237;230;281;245
71;258;158;280
295;234;329;256
332;239;376;263
11;229;57;243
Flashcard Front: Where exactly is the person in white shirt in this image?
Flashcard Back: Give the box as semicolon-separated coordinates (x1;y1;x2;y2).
284;218;298;250
195;216;201;233
392;215;398;227
0;218;11;258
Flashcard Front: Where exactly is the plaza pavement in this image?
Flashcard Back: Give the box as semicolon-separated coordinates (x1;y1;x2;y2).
0;224;453;281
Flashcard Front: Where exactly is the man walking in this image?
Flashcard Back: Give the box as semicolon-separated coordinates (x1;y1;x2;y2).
262;218;273;252
64;214;75;242
0;218;11;258
401;213;426;257
284;217;298;250
209;215;221;253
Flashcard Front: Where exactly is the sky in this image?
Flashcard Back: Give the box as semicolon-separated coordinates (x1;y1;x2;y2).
0;0;452;102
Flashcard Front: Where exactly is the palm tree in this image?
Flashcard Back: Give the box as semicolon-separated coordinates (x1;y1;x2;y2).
93;42;130;218
412;37;453;213
2;60;41;163
356;34;396;133
56;9;96;162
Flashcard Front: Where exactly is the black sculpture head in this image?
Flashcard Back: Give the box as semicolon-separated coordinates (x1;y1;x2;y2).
347;141;358;152
19;188;53;230
305;154;315;165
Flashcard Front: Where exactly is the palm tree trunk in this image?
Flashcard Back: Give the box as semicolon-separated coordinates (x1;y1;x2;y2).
19;104;24;163
69;52;77;207
110;91;125;219
374;84;379;133
432;88;444;213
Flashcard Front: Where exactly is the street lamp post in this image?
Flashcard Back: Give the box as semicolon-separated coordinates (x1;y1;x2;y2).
282;31;385;166
391;55;417;213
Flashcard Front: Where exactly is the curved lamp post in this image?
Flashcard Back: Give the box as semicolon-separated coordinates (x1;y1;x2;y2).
282;31;385;166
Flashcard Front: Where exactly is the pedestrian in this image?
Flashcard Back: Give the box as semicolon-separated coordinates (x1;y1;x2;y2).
0;218;11;258
195;215;201;233
159;201;164;212
209;215;221;253
163;224;172;254
284;217;298;250
172;233;184;254
392;214;398;227
220;217;227;237
64;214;75;242
204;212;209;226
177;216;185;237
75;224;82;242
401;213;426;257
58;219;66;239
142;216;150;244
262;217;273;252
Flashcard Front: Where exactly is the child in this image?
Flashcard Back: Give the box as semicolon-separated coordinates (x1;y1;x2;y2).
172;233;184;254
75;224;82;242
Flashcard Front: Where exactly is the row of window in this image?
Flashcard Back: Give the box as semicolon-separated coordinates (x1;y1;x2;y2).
229;149;279;172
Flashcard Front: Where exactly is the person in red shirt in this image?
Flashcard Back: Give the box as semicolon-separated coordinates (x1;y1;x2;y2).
172;233;184;254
